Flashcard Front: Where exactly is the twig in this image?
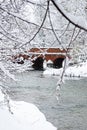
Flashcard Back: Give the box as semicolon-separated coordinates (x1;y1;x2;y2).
59;22;70;38
71;28;81;43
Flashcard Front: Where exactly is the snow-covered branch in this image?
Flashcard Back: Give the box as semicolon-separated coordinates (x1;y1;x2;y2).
51;0;87;32
16;0;50;48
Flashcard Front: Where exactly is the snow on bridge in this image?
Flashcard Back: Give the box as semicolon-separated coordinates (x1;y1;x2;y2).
12;48;71;70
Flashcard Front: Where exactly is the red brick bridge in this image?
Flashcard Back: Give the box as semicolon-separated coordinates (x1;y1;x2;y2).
12;48;70;70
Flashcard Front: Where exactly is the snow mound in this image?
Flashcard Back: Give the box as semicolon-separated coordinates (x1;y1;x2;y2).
0;90;56;130
43;61;87;77
65;62;87;77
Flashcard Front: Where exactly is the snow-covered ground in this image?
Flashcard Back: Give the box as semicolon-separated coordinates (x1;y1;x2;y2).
43;61;87;77
0;90;57;130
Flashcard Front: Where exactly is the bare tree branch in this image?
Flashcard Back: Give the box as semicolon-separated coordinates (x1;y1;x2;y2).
71;29;81;43
25;0;47;7
0;5;62;32
51;0;87;32
14;17;29;36
10;0;19;12
56;26;77;99
48;3;64;49
67;26;76;49
0;24;22;44
59;22;70;38
16;0;50;48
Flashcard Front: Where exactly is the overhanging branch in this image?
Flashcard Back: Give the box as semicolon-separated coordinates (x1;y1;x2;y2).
51;0;87;32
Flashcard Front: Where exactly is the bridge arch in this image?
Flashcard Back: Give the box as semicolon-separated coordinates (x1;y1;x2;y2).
32;57;44;70
32;55;66;70
53;56;65;68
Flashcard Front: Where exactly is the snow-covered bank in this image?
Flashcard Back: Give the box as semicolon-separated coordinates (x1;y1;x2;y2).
0;90;56;130
43;61;87;77
5;60;34;73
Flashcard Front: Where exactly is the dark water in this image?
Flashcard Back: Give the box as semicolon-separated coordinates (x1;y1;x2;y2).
7;71;87;130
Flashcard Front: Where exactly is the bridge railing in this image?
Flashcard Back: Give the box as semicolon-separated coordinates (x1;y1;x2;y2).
27;52;68;55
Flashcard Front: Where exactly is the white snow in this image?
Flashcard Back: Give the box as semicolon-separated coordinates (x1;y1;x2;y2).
43;61;87;77
65;61;87;77
44;67;63;76
0;89;56;130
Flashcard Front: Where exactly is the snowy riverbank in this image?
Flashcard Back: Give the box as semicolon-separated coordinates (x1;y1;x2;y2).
43;61;87;77
0;90;56;130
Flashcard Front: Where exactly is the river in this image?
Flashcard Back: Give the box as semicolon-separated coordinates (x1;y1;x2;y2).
7;70;87;130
